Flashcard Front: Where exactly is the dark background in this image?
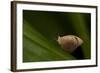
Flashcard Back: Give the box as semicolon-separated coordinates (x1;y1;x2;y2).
23;10;91;62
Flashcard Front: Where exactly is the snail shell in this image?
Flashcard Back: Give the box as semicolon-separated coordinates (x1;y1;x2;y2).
57;35;83;53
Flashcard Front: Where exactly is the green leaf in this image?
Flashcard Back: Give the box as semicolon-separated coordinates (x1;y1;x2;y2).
23;20;75;62
23;10;91;62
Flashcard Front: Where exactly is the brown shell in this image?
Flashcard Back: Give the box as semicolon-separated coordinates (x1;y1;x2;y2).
57;35;83;53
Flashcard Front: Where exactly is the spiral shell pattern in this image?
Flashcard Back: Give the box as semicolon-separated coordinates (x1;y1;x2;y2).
57;35;83;53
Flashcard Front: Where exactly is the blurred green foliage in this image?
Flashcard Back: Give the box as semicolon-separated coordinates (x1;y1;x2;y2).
23;10;91;62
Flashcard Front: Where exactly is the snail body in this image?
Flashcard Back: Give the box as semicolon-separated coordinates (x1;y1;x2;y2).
57;35;83;53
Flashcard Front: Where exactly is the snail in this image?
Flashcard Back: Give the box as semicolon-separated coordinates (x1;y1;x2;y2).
57;35;83;53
